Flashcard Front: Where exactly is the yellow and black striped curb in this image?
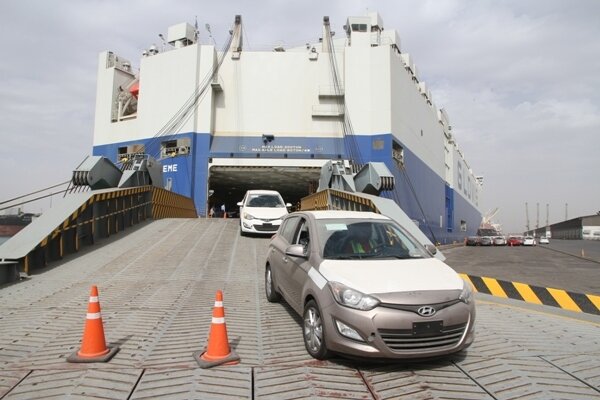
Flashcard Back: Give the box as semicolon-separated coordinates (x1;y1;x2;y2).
460;273;600;316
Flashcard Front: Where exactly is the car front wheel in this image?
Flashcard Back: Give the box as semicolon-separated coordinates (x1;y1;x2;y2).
303;299;330;360
265;265;281;302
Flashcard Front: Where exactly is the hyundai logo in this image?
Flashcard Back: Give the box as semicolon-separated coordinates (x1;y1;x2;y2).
417;306;436;317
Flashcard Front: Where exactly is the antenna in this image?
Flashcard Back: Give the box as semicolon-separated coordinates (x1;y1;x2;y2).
205;23;216;46
158;33;167;51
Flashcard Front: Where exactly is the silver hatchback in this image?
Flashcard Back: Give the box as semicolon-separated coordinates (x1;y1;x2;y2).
265;210;476;360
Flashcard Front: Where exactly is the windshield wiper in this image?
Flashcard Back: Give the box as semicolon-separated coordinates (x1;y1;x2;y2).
329;255;364;260
382;254;416;259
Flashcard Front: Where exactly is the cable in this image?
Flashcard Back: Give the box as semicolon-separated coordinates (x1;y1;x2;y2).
397;163;438;244
141;30;235;161
0;189;69;212
0;181;70;205
325;28;363;171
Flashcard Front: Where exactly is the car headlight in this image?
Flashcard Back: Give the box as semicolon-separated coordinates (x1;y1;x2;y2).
243;212;255;220
328;282;379;311
459;280;474;304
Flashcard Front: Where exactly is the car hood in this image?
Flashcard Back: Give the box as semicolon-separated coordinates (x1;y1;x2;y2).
242;207;287;219
317;258;464;294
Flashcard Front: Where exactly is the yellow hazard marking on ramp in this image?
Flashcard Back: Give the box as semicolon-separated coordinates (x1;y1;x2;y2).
482;277;507;298
548;288;582;312
513;282;543;305
587;294;600;310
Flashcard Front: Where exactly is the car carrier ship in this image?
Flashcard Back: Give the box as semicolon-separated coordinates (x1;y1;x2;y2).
92;11;483;244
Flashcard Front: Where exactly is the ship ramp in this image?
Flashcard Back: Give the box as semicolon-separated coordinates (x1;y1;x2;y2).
0;186;196;283
0;154;196;283
0;218;598;399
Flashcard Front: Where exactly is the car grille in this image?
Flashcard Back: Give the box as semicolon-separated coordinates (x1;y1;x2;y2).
378;322;467;352
254;224;279;232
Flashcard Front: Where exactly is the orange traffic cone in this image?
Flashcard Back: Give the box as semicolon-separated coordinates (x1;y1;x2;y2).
67;285;119;363
193;290;240;368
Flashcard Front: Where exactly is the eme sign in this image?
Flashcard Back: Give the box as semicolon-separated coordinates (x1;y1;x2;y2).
163;164;178;172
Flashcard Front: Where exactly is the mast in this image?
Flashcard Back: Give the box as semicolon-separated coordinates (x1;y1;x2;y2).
231;15;243;59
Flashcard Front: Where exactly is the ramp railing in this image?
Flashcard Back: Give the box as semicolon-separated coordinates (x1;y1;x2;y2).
300;189;379;213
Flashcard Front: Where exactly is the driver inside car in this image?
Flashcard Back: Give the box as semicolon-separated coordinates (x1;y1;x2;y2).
343;224;376;254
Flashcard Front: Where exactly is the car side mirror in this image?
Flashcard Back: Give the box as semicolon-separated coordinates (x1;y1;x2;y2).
424;244;437;255
286;244;308;258
237;202;243;207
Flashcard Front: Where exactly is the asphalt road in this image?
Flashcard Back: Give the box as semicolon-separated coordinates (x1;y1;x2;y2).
443;240;600;295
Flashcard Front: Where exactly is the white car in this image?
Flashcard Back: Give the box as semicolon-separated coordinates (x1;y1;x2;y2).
539;236;549;244
523;236;536;246
493;236;507;246
238;190;291;236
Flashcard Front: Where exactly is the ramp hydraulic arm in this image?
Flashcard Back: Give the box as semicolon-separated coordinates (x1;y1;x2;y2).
70;154;163;191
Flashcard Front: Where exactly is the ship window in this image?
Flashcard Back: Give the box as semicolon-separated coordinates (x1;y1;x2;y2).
460;220;467;232
392;141;404;166
372;140;384;150
117;144;145;162
351;24;368;32
161;138;191;157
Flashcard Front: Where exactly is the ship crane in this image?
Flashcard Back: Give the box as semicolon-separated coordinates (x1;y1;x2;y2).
478;207;501;236
482;207;499;226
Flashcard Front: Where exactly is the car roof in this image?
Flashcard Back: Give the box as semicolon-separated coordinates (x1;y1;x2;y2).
294;210;390;220
245;190;282;195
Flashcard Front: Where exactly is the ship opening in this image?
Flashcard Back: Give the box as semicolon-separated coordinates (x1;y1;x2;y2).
207;162;323;217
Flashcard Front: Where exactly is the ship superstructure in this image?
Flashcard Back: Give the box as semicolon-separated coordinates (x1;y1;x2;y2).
92;12;482;243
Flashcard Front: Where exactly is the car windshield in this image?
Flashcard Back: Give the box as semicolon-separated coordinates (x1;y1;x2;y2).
317;219;430;260
246;194;284;208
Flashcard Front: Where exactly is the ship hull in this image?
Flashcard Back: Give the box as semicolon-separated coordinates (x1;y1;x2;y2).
94;131;480;244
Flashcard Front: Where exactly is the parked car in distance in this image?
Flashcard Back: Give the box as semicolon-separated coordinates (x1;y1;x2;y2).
265;210;476;360
238;190;291;236
539;236;549;244
523;236;536;246
479;236;493;246
507;236;523;246
493;236;507;246
466;236;480;246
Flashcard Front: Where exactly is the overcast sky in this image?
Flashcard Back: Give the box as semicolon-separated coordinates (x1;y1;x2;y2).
1;0;598;233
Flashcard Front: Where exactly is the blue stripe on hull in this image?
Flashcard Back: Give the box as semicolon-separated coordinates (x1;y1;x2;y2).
93;132;481;242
